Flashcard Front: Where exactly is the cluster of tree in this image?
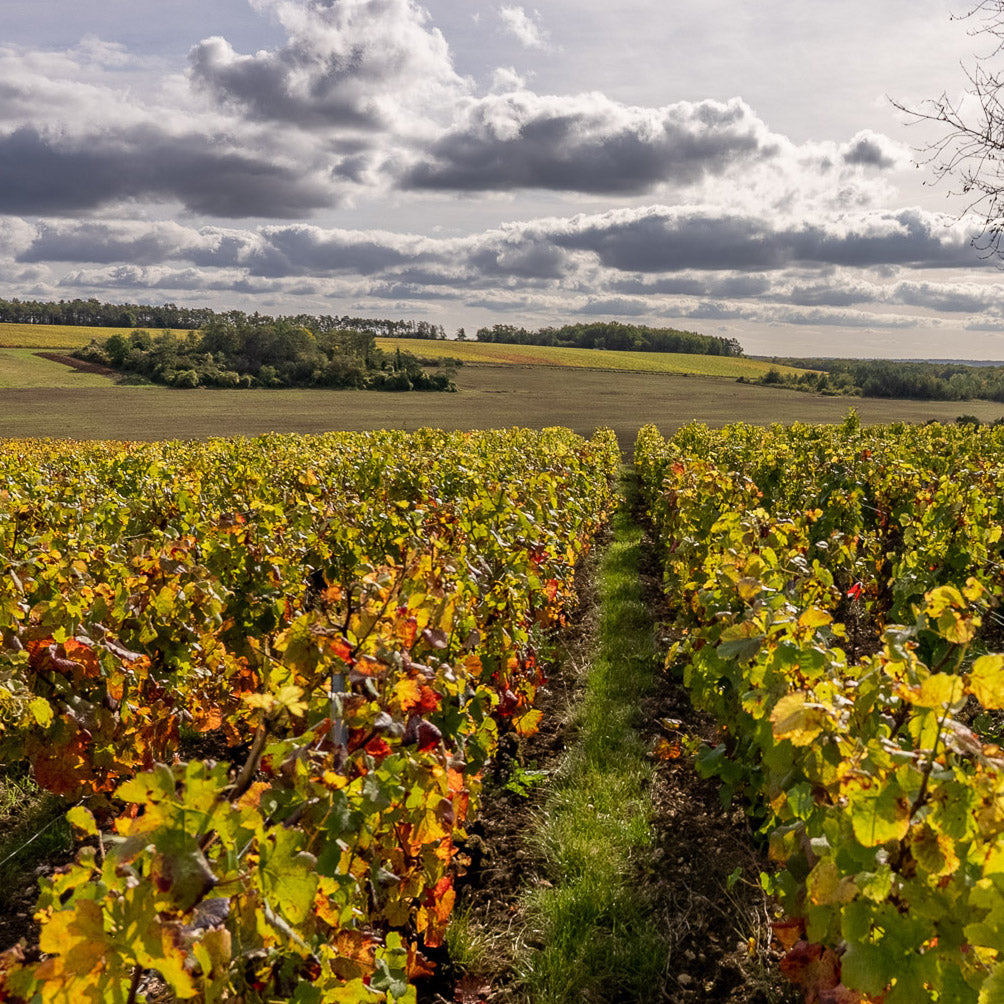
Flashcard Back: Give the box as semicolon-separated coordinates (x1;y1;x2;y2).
0;296;446;339
74;318;457;391
474;321;743;356
748;358;1004;402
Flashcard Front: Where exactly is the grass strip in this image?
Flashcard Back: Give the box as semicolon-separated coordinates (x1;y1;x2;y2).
519;471;668;1003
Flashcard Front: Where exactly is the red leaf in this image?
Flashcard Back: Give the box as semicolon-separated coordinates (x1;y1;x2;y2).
364;737;392;758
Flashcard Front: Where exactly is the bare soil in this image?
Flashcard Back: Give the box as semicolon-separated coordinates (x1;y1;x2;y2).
34;351;118;377
2;367;999;449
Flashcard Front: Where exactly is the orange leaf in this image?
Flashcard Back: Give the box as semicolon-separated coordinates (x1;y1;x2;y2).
395;678;423;711
513;708;543;737
653;737;682;760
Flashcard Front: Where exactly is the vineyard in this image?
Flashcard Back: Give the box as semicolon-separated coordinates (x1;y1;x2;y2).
6;415;1004;1003
0;428;619;1002
635;416;1004;1003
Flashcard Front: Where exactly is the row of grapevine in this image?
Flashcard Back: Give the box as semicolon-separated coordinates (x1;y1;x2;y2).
635;419;1004;1004
0;427;620;1002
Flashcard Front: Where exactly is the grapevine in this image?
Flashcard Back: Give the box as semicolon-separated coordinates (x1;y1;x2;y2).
0;427;619;1002
636;419;1004;1004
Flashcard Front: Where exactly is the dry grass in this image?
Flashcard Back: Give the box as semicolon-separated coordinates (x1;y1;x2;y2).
0;323;192;349
377;337;810;379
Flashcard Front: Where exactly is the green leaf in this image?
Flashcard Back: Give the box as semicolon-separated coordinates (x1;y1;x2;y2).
849;782;911;847
980;961;1004;1004
717;621;764;662
840;940;891;998
150;830;218;912
259;827;318;925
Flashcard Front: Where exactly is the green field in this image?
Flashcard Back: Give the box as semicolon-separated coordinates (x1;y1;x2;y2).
376;336;808;378
0;349;116;388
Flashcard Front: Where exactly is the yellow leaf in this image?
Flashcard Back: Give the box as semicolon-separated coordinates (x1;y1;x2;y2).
911;673;965;709
38;899;106;967
28;696;54;727
925;585;965;617
274;684;308;718
66;806;99;838
970;655;1004;710
806;860;857;906
770;692;828;746
395;678;423;710
513;708;544;737
798;608;833;630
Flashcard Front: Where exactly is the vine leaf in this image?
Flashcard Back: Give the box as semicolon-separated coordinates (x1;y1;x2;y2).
259;828;319;925
770;693;828;747
969;655;1004;709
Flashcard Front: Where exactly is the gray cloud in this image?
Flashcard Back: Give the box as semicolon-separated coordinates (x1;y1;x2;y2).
404;94;776;193
778;307;916;329
19;220;212;265
840;130;904;169
611;273;772;299
575;296;650;316
9;204;986;289
552;207;980;272
467;236;568;279
892;279;996;313
241;225;427;276
0;125;330;217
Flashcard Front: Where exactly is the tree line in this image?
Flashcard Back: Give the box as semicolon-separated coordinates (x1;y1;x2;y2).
0;296;446;339
75;318;458;391
750;358;1004;401
474;321;743;356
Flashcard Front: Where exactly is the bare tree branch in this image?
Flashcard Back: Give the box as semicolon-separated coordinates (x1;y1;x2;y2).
896;1;1004;256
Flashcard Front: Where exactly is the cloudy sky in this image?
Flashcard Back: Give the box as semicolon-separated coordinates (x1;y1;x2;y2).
4;0;1004;357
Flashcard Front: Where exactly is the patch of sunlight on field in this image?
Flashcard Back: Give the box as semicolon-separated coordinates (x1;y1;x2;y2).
0;323;192;349
375;337;810;378
0;350;116;388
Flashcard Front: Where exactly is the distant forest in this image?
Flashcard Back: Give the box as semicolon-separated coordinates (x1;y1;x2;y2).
75;318;458;391
0;296;446;339
475;321;743;356
752;358;1004;402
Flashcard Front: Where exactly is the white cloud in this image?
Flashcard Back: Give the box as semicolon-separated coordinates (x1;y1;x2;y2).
190;0;468;137
498;6;548;50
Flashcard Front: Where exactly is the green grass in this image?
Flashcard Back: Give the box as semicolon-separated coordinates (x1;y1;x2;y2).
519;472;669;1002
0;767;71;917
376;337;810;378
0;349;116;388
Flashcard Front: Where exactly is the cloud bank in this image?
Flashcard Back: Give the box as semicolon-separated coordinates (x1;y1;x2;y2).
0;0;996;357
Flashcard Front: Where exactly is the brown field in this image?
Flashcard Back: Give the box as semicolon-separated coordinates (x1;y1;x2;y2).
1;364;998;451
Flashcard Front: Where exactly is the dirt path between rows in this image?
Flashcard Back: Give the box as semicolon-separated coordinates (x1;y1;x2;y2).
423;490;797;1003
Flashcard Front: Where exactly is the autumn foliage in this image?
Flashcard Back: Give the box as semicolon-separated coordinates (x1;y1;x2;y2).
0;427;619;1002
636;420;1004;1004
